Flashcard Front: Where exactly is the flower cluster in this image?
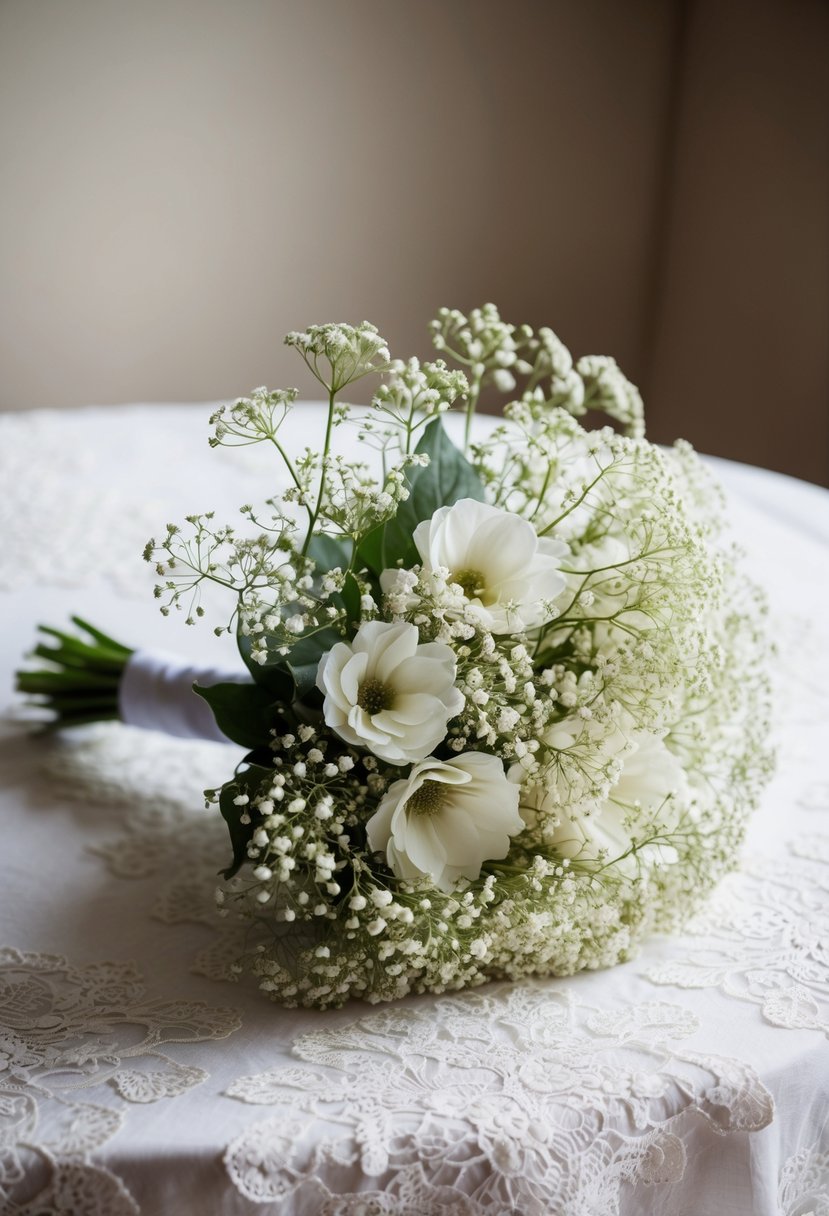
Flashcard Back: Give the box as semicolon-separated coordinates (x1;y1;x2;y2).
149;307;773;1007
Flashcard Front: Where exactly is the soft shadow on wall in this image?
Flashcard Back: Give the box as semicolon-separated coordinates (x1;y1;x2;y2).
0;0;826;483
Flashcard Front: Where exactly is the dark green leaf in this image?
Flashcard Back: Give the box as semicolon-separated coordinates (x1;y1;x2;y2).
193;680;285;749
308;535;361;630
355;524;384;576
338;572;362;628
287;626;342;698
306;533;352;572
356;418;486;574
218;761;271;879
237;630;296;698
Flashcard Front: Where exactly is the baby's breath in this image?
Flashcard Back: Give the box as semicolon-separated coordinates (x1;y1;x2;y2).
142;306;773;1007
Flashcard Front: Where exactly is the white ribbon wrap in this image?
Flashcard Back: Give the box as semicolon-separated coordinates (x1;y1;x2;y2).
119;649;252;743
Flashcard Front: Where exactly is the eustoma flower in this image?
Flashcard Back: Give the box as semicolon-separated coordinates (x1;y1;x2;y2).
367;752;523;891
525;732;689;873
316;620;464;764
408;498;568;633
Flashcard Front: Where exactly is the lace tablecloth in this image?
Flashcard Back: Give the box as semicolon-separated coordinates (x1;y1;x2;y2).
1;404;828;1216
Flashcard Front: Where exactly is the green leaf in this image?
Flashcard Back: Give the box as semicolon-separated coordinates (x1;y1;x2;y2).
357;418;486;574
287;626;342;698
237;630;296;698
218;762;271;879
355;525;384;576
237;532;356;692
193;680;285;749
237;615;344;704
308;535;362;630
338;571;362;629
306;533;352;572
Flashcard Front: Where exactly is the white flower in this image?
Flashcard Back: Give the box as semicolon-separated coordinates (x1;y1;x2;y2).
316;620;464;764
367;752;523;891
406;498;568;633
284;321;389;391
525;733;689;873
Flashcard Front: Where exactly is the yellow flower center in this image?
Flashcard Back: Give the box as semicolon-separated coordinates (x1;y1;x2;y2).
404;779;448;818
357;677;394;716
452;568;489;601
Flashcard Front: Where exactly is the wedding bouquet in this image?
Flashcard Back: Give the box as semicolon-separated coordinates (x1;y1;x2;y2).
19;305;773;1008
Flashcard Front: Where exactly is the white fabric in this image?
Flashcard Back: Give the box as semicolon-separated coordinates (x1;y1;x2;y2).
1;402;828;1215
119;648;248;742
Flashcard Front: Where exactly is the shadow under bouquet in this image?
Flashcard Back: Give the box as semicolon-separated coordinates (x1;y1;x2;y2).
19;305;774;1008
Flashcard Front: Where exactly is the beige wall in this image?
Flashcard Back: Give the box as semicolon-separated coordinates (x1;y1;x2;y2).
647;0;829;485
1;0;826;482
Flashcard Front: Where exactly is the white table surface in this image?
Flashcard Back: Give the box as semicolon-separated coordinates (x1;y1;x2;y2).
1;403;827;1216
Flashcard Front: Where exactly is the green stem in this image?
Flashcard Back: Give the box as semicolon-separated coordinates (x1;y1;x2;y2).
463;381;481;455
302;386;337;556
268;435;313;531
17;669;120;692
16;619;134;731
537;464;609;535
70;616;132;654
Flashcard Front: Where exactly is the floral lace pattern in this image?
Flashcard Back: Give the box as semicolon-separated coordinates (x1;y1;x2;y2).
779;1138;829;1216
223;984;773;1215
0;947;241;1213
644;838;829;1037
40;722;249;982
0;406;275;594
639;585;829;1040
0;412;163;595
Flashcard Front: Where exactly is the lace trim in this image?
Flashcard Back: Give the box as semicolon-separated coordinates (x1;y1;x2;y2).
223;983;773;1215
0;946;241;1213
644;834;829;1036
779;1139;829;1216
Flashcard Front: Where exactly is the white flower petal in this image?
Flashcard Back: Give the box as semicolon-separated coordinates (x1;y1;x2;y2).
316;620;463;764
528;733;689;874
455;792;522;833
338;651;368;706
430;807;478;864
366;796;395;851
365;752;522;891
439;501;481;565
467;514;537;582
537;536;570;562
371;623;418;683
395;655;456;693
409;498;568;635
386;839;427;884
376;716;448;757
399;815;448;874
347;706;392;746
370;711;409;738
382;693;439;725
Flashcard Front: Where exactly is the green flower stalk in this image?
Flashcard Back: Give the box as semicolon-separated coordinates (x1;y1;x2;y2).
16;617;133;730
